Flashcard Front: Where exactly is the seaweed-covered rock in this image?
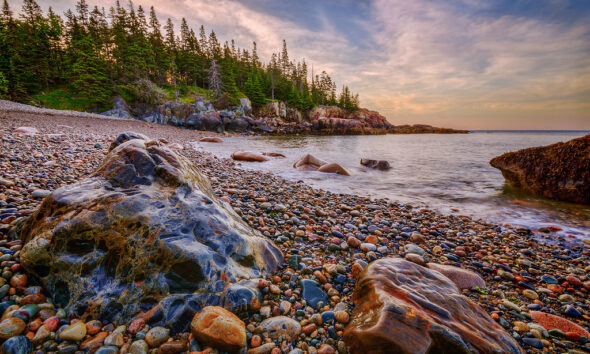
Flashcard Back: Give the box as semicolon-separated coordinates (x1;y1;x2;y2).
15;133;283;330
490;135;589;205
343;258;522;354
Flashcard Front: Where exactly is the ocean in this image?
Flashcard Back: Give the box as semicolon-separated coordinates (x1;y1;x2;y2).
193;130;590;239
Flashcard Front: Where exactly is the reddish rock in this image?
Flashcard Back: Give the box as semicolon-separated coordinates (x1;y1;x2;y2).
360;159;391;170
317;163;350;176
199;137;223;143
80;332;108;351
490;135;589;204
20;293;46;305
530;311;590;339
231;151;268;162
293;154;327;171
427;263;486;289
190;306;246;352
43;317;60;332
262;152;286;158
128;318;145;334
343;258;523;354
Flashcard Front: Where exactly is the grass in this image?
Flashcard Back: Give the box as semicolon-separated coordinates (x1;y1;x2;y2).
31;88;100;112
162;85;216;104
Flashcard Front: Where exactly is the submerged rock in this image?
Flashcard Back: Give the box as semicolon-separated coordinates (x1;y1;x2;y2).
15;133;283;330
343;258;523;354
317;163;350;176
231;151;268;162
293;154;327;171
360;159;391;170
490;134;589;204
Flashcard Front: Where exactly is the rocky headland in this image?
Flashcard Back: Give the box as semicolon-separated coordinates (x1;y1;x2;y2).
0;110;588;354
491;134;589;205
99;96;469;136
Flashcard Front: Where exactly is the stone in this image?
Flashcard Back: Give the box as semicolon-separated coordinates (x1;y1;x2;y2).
104;332;124;346
16;134;283;327
343;258;523;354
108;131;149;151
293;154;327;171
247;343;276;354
145;326;169;347
80;332;108;351
31;189;51;198
190;306;246;352
1;336;33;354
301;279;328;309
360;159;391;170
405;253;426;266
317;163;350;176
427;263;486;289
129;340;149;354
0;317;26;339
14;127;38;135
101;96;134;120
32;324;51;344
59;321;87;341
259;316;301;340
530;311;590;339
490;134;589;204
95;345;119;354
199;137;223;143
231;151;269;162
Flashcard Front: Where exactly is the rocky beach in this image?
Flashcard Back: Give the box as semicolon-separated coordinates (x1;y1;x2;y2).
0;108;589;354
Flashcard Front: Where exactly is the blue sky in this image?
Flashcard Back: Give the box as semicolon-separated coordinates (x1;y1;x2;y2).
13;0;590;129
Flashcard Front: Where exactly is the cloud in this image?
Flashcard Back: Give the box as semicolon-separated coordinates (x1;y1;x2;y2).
11;0;590;128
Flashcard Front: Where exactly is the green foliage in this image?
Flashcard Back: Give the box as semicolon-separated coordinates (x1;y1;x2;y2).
0;71;7;98
31;87;97;111
0;0;361;112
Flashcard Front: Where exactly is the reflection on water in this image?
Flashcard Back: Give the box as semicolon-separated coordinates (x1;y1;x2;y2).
193;131;590;239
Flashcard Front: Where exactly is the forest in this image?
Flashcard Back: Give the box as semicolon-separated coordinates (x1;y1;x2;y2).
0;0;361;112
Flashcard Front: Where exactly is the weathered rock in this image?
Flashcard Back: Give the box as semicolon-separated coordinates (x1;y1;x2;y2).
360;159;391;170
317;163;350;176
59;321;87;341
293;154;327;171
1;336;33;354
101;96;134;120
231;151;268;162
239;97;252;115
490;134;589;204
0;317;26;339
259;316;301;340
190;306;246;353
343;258;523;354
16;133;283;328
427;263;486;289
108;131;149;151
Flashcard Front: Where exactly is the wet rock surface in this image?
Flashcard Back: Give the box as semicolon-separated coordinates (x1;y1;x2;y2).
490;134;589;205
14;133;282;328
344;258;523;353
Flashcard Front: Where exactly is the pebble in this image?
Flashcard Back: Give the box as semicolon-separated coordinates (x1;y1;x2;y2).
145;326;169;347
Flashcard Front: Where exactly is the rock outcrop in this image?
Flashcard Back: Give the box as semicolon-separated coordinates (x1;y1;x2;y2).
343;258;523;354
100;96;133;120
293;154;349;176
15;133;283;331
490;134;589;205
309;106;393;135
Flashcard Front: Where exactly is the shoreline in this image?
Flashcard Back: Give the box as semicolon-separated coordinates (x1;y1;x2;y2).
0;110;589;353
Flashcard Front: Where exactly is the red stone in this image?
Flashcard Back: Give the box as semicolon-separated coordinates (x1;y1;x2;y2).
530;311;590;339
43;317;60;332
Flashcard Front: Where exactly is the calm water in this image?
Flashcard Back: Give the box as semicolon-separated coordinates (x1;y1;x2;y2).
193;131;590;239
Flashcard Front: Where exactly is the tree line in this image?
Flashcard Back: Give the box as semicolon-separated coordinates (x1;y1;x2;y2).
0;0;360;112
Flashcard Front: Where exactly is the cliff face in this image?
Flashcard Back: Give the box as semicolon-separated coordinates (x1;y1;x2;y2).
490;134;590;205
308;106;393;135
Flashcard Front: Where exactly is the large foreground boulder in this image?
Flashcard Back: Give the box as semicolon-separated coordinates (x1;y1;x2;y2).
490;135;589;205
343;258;523;354
14;133;283;331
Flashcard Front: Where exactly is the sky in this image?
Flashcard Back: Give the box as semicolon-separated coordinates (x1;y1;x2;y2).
12;0;590;129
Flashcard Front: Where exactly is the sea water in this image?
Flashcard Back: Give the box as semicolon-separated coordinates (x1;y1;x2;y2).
193;131;590;239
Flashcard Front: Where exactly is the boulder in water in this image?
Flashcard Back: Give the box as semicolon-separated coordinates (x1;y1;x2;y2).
317;163;350;176
231;151;268;162
199;137;223;143
490;134;589;205
293;154;327;171
15;133;283;332
343;258;523;354
360;159;391;170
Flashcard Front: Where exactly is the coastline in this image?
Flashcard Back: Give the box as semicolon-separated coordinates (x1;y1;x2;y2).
0;110;588;353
